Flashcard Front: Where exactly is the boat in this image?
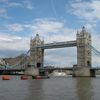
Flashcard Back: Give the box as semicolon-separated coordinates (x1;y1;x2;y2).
32;75;50;79
2;75;10;80
20;75;28;80
52;70;67;76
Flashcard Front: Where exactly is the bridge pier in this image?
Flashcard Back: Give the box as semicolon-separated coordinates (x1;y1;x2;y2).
24;67;39;76
73;67;95;77
90;69;96;77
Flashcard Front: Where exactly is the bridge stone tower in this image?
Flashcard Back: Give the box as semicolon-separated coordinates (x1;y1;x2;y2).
73;26;95;77
30;34;44;68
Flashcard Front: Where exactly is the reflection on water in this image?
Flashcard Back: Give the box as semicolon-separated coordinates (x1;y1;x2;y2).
0;76;100;100
76;78;93;100
27;79;44;100
27;77;77;100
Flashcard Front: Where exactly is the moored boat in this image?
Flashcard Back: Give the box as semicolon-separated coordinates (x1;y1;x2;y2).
32;75;50;79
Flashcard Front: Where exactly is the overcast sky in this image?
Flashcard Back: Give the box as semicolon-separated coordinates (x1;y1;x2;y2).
0;0;100;67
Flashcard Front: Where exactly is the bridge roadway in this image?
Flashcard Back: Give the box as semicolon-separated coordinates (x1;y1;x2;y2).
31;40;77;50
0;69;25;74
0;67;100;74
40;67;73;71
40;67;100;71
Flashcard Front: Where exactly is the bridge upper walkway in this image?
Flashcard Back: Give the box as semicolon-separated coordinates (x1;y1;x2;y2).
31;40;77;50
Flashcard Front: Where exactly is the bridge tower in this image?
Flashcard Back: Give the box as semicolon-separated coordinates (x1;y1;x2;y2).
73;26;95;77
30;34;44;68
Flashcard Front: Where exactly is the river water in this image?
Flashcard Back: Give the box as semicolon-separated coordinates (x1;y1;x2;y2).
0;76;100;100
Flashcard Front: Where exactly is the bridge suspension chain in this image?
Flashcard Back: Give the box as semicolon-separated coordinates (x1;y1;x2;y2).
11;49;30;69
90;45;100;68
90;46;100;57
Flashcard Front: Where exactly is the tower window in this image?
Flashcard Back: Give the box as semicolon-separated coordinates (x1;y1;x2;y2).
87;61;91;67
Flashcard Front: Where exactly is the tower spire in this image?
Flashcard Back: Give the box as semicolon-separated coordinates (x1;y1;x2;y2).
82;26;85;29
82;26;86;32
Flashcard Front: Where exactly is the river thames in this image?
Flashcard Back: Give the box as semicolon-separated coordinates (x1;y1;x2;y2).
0;76;100;100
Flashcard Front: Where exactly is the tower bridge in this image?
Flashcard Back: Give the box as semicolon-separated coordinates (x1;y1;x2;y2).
29;26;95;77
2;26;100;77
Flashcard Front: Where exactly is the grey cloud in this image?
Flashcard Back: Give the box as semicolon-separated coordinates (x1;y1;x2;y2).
0;50;26;58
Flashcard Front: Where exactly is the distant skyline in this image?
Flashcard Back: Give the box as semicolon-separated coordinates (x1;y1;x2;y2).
0;0;100;67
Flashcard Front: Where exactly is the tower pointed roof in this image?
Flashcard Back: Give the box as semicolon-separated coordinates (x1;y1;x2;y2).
34;33;41;42
82;26;85;31
80;26;87;34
